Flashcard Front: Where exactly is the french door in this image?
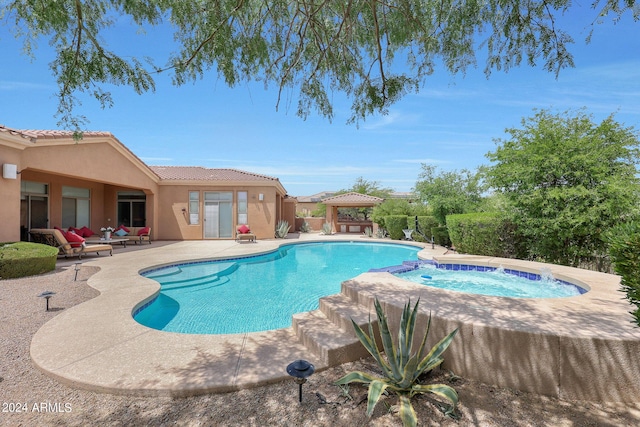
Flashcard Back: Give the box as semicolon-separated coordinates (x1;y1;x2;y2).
204;192;233;238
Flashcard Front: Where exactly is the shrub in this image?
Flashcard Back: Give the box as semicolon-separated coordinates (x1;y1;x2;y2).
335;298;459;426
299;221;311;233
275;220;290;238
363;226;373;237
431;226;451;247
406;216;439;243
446;213;524;258
384;215;408;240
0;242;58;279
607;222;640;326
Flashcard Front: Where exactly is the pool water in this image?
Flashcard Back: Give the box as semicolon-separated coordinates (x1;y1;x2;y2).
135;241;420;334
396;265;585;298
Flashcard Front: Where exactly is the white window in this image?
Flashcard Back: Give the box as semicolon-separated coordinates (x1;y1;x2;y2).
237;191;248;225
189;191;200;225
62;186;90;229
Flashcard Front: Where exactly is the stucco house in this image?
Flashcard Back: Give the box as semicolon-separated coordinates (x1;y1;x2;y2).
0;125;295;243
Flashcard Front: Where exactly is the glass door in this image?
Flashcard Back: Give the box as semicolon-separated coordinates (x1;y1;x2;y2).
203;192;233;238
20;181;49;241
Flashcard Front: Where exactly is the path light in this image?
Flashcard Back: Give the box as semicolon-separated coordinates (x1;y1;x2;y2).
286;359;315;403
73;262;81;281
38;291;56;311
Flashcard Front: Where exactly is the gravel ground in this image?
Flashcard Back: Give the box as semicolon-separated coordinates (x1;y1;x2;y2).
1;266;640;427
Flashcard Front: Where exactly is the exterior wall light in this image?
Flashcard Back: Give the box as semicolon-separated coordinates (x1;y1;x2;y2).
2;163;18;179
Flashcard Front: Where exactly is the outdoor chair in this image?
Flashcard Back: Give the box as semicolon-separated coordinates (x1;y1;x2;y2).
235;225;256;243
30;228;113;259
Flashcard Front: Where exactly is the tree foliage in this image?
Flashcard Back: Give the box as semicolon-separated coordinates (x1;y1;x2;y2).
413;165;485;224
335;176;393;220
3;0;637;130
486;109;640;268
338;176;393;199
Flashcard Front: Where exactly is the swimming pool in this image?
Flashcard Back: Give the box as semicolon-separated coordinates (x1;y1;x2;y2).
395;263;586;298
135;241;420;334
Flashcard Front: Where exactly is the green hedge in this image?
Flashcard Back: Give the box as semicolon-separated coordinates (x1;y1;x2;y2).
607;222;640;326
446;212;521;257
0;242;58;279
384;215;408;240
405;216;440;243
431;226;451;247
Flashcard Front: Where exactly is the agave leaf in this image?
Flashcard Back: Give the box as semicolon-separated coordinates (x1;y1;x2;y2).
416;328;458;375
415;310;433;362
351;319;392;377
366;379;390;416
412;383;459;406
398;354;420;389
335;370;378;386
397;394;418;427
397;300;419;368
418;356;444;378
375;299;402;381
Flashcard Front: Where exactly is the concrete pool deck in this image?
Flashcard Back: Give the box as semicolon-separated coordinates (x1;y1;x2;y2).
30;234;640;402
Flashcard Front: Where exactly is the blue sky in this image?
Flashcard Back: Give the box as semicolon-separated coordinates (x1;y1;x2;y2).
1;5;638;197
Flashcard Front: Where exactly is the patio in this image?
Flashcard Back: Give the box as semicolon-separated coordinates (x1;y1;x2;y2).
29;234;640;402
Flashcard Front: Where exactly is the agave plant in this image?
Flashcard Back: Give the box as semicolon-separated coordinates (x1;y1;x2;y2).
321;222;332;235
275;220;290;238
335;298;458;427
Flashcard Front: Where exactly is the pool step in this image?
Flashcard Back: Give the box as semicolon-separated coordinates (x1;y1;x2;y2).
319;294;379;338
292;294;380;365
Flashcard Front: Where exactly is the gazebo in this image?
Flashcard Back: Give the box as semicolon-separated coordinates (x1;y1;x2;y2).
322;192;384;234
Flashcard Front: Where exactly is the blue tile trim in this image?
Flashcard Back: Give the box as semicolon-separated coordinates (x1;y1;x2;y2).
132;295;158;317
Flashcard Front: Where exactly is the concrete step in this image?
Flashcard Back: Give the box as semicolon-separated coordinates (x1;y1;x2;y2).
318;293;380;338
292;309;370;365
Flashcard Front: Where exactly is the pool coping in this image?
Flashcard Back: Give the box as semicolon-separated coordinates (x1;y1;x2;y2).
29;236;640;401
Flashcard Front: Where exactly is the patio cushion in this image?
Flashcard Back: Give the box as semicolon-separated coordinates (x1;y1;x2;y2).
66;231;85;248
80;226;94;237
238;224;251;234
137;227;150;236
116;225;130;233
115;229;128;237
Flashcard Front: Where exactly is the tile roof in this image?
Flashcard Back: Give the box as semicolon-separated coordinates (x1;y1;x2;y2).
0;125;39;142
16;129;114;139
296;191;336;202
1;125;284;188
149;166;280;182
321;192;384;204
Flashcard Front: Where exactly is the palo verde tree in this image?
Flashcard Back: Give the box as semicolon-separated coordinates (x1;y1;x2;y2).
2;1;638;131
486;109;640;269
413;165;486;225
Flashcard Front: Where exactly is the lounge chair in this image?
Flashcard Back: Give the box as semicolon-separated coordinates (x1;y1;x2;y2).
235;225;256;243
30;228;113;259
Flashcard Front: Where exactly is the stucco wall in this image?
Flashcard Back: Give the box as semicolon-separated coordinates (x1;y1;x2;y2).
156;185;280;240
0;147;23;241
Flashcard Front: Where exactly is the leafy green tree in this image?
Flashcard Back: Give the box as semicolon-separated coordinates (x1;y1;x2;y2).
339;176;393;199
486;109;640;268
413;165;485;224
3;1;636;130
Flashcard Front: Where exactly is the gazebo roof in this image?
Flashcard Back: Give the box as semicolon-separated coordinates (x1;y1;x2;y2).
322;192;384;207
